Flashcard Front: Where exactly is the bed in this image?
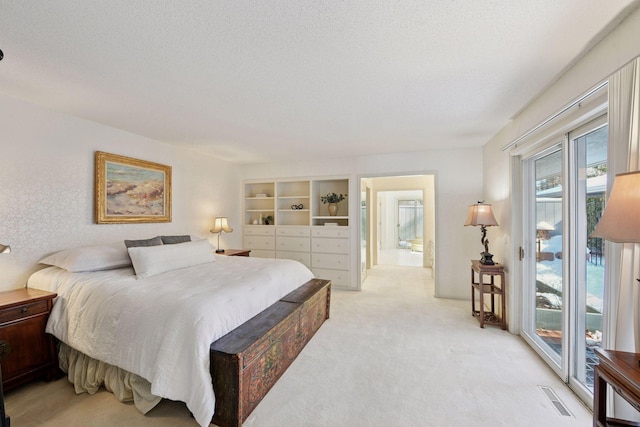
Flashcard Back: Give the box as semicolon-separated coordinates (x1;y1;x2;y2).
27;239;331;427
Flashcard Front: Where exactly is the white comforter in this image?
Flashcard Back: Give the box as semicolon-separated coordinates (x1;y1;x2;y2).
28;255;314;427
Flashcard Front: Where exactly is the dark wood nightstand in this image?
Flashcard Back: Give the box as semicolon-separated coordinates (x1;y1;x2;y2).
0;288;58;391
218;249;251;257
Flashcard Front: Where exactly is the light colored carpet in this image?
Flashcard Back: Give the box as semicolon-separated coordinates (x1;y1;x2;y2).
5;265;592;426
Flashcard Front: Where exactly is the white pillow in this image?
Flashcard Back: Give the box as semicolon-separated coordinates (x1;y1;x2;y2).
127;239;215;278
39;243;132;272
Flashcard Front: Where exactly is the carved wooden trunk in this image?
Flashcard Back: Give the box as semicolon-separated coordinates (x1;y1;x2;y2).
210;278;331;427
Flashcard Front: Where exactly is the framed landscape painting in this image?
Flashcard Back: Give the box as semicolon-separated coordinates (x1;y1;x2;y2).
95;151;172;224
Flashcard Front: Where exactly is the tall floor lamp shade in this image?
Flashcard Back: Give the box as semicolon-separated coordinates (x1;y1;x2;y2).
210;217;233;253
0;244;10;254
464;202;499;265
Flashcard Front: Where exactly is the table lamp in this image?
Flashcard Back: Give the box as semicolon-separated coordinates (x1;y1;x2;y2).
591;171;640;243
210;217;233;253
591;171;640;363
465;202;499;265
536;221;555;262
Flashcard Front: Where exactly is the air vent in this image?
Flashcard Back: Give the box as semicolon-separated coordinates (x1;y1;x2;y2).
539;386;573;417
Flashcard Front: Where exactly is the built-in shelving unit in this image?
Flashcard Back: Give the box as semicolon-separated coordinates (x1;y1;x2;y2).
244;182;275;226
243;176;352;288
243;178;349;227
276;180;310;226
312;178;349;226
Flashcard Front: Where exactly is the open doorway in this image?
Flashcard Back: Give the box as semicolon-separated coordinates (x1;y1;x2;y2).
377;190;423;266
360;174;436;287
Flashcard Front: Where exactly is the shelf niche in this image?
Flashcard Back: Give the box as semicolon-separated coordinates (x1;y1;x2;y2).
312;179;349;225
244;182;275;226
244;177;349;227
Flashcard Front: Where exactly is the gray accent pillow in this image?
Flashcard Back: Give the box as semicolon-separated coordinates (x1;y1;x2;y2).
160;235;192;245
124;236;164;248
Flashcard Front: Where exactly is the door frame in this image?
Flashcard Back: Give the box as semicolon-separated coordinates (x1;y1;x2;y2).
357;172;437;290
520;141;569;381
514;114;608;408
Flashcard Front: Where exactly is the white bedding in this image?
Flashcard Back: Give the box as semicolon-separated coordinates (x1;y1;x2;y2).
28;255;315;427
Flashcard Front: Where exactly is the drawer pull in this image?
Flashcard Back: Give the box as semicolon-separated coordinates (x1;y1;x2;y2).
21;307;28;314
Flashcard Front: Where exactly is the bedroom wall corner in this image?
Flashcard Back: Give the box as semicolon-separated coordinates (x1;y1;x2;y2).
0;94;242;290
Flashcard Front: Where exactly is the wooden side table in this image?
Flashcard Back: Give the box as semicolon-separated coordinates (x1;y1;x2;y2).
593;348;640;426
470;260;506;329
219;249;251;257
0;288;58;391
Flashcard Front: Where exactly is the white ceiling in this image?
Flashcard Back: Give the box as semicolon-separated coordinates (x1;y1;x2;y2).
0;1;638;164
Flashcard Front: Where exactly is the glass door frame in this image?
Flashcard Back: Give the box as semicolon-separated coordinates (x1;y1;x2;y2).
519;114;608;408
567;116;608;404
521;140;569;381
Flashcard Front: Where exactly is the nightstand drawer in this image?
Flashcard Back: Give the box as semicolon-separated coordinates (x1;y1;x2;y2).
0;300;49;324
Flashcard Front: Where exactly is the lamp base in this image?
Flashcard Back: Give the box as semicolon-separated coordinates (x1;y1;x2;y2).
479;252;495;265
216;249;225;253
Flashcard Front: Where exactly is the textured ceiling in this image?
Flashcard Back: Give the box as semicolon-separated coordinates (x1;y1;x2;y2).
0;1;638;164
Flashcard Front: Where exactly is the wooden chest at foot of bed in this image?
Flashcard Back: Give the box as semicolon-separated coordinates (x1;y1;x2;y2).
210;278;331;427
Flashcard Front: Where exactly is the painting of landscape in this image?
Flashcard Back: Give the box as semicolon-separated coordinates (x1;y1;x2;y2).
95;151;171;223
106;162;165;216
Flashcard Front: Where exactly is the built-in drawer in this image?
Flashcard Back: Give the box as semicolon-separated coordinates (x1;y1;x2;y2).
312;268;349;287
276;251;311;267
0;300;49;325
276;227;310;237
243;236;275;250
312;237;348;254
276;236;310;252
311;253;348;270
311;227;349;238
248;249;275;259
243;226;276;236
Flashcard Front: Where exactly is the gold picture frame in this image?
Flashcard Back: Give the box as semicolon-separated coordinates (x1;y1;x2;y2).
95;151;172;224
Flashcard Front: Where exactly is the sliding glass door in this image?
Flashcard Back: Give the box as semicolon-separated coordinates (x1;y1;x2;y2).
569;121;607;399
523;145;566;375
521;116;607;406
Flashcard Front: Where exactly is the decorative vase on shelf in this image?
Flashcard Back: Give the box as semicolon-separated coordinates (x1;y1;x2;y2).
320;192;347;217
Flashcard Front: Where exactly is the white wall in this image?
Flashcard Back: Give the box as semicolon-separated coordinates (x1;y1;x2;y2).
0;94;242;290
241;149;482;299
482;6;640;332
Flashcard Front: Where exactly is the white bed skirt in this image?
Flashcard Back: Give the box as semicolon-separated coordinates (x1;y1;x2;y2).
58;342;162;414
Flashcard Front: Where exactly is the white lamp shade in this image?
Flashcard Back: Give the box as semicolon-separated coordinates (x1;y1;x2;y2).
536;221;555;231
464;203;499;227
211;217;233;234
591;170;640;243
